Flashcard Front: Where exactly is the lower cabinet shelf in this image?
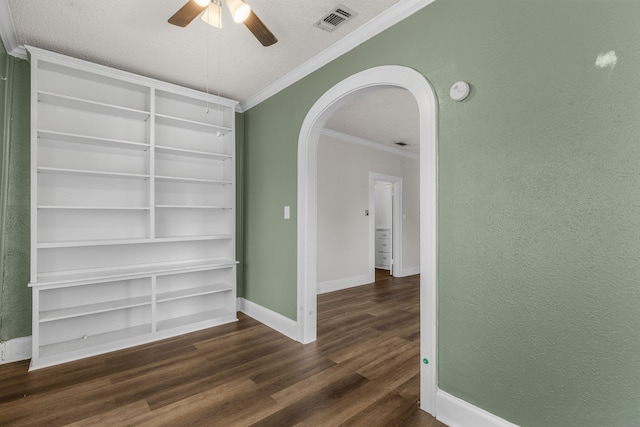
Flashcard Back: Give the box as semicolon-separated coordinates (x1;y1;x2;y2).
30;265;237;370
39;324;153;359
157;283;231;303
40;295;152;322
156;308;235;332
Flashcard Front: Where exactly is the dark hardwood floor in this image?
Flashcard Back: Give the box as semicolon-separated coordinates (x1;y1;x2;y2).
0;272;445;426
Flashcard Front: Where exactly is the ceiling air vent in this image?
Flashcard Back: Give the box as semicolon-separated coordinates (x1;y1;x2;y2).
315;4;358;32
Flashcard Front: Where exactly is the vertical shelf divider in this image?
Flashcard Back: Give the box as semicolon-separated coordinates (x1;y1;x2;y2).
149;88;156;240
151;275;157;333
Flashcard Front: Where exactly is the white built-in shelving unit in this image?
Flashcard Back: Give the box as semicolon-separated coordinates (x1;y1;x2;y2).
28;46;239;370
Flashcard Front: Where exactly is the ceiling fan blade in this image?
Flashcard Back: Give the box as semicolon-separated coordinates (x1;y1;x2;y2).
243;11;278;46
168;0;208;27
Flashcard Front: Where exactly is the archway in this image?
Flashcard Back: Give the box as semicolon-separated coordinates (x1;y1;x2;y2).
296;65;438;414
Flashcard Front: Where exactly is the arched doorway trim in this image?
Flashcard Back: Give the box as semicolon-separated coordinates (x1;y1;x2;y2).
296;65;437;413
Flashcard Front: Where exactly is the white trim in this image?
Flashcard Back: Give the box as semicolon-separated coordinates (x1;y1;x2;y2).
237;298;298;341
26;46;238;108
401;266;420;276
0;0;26;58
317;273;373;294
436;390;520;427
239;0;437;111
297;65;438;414
322;128;419;160
0;336;32;364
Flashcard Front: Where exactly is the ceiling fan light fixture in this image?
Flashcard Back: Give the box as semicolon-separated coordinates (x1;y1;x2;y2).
225;0;251;23
194;0;210;7
201;1;222;28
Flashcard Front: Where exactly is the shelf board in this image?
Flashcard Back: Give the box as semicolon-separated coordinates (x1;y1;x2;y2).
157;283;232;303
155;113;232;134
155;175;231;184
39;324;152;358
38;130;149;151
155;205;229;209
38;205;150;211
36;235;232;249
34;258;238;286
155;145;231;160
156;309;234;332
40;295;152;323
38;91;150;121
37;166;150;180
154;235;233;242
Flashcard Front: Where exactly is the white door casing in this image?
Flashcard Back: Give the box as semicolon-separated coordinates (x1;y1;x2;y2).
297;65;437;414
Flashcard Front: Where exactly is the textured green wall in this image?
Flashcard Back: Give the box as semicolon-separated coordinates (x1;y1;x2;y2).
235;112;245;297
243;1;640;426
0;40;31;342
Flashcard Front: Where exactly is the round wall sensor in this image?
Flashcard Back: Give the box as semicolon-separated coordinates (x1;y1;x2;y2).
450;81;470;101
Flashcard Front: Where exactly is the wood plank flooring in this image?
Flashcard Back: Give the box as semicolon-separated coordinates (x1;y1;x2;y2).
0;272;446;426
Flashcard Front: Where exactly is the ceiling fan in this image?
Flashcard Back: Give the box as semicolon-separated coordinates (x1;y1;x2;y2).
168;0;278;47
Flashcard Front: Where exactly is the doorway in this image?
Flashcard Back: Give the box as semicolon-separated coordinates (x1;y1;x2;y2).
297;65;437;414
371;173;403;278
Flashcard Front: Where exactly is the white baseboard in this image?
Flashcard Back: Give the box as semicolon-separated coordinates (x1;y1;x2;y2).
0;336;32;364
237;298;298;341
317;273;373;294
436;390;519;427
400;266;420;277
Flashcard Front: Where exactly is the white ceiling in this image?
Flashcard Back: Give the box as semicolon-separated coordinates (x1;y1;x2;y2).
2;0;425;154
325;87;419;155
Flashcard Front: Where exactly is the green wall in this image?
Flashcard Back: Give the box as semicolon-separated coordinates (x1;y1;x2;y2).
243;1;640;426
0;40;31;342
235;111;245;297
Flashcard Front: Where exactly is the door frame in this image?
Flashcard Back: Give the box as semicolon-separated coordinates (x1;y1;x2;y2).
296;65;438;414
370;173;403;277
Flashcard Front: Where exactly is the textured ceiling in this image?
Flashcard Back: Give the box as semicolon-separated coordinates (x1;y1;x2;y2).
5;0;423;153
7;0;401;102
325;87;420;154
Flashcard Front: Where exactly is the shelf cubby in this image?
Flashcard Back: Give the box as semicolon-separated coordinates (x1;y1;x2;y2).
156;309;235;332
39;324;153;359
155;145;231;160
38;91;150;121
156;208;231;238
38;166;150;180
39;277;152;322
37;59;150;112
157;284;232;303
38;130;149;151
155;175;231;184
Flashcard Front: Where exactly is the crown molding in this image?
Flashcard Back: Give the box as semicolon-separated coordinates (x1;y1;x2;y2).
0;0;27;59
321;128;419;160
238;0;437;112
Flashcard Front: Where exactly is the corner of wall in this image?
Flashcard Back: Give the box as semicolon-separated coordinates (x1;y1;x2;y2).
401;266;420;277
0;336;31;364
436;390;519;427
317;274;372;294
237;297;298;341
